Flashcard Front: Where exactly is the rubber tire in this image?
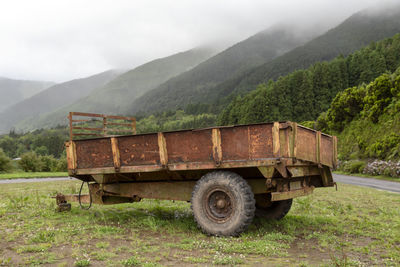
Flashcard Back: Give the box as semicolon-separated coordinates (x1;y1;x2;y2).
191;171;255;236
255;198;293;220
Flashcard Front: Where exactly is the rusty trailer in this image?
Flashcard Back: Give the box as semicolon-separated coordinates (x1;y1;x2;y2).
60;112;337;236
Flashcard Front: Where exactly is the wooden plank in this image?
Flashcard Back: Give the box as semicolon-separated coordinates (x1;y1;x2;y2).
212;128;222;165
74;159;279;175
70;141;77;170
292;122;297;158
332;136;338;168
70;111;105;118
68;112;73;141
110;137;121;171
71;133;103;136
316;131;321;164
272;122;280;157
271;186;314;201
71;119;92;123
105;128;135;133
132;119;136;135
158;132;168;167
103;117;107;136
106;115;136;121
105;122;133;127
72;126;103;131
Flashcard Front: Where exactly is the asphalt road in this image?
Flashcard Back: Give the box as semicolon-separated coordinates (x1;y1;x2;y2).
0;174;399;193
333;174;400;193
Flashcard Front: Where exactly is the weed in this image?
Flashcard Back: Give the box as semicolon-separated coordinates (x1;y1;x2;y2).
120;256;141;266
74;259;90;267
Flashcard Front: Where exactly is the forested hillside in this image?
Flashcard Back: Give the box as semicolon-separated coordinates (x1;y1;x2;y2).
130;5;400;115
126;24;317;115
219;34;400;124
0;77;54;112
316;69;400;161
0;70;120;134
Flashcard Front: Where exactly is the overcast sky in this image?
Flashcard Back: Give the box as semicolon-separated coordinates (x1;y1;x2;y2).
0;0;393;83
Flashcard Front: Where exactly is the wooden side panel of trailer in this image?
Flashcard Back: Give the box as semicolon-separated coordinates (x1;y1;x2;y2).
66;122;337;176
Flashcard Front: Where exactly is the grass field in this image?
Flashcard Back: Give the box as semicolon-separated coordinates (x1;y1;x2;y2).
0;172;69;180
0;181;399;266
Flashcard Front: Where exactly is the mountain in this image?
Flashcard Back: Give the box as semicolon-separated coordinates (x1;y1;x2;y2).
127;24;316;115
0;77;54;112
0;70;120;133
21;47;216;130
129;4;400;115
218;33;400;125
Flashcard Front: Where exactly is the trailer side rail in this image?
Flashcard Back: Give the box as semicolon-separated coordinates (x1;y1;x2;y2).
68;112;136;141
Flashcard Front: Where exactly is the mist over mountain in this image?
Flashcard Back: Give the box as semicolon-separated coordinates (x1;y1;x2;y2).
126;23;317;115
0;70;120;133
0;77;54;112
129;4;400;115
18;47;216;131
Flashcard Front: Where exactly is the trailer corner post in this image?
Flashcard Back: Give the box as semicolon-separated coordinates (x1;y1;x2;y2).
110;137;121;172
158;132;168;167
212;128;222;166
272;122;280;157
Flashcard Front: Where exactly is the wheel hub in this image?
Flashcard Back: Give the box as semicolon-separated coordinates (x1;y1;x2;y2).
204;188;234;223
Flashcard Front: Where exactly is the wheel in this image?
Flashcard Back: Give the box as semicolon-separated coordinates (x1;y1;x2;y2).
255;193;292;220
191;171;255;236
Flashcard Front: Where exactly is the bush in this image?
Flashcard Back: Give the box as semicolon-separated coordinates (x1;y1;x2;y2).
363;160;400;178
39;155;58;172
342;160;366;174
0;148;13;173
18;152;68;172
55;157;68;172
366;133;400;159
18;152;44;172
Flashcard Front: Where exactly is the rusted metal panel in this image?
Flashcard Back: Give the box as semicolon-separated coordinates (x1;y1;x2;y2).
271;186;314;201
74;159;280;175
321;135;333;167
165;129;213;164
70;120;336;182
101;178;267;201
220;124;273;161
118;134;160;166
220;126;249;161
248;124;274;159
258;166;275;178
295;126;317;163
75;139;114;169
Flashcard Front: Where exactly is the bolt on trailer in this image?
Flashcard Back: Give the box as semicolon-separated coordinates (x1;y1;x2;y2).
58;112;337;236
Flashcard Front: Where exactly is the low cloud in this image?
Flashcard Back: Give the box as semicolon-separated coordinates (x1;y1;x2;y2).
0;0;395;82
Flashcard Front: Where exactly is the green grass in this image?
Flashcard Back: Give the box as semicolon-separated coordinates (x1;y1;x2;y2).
0;181;399;266
334;170;400;182
0;172;68;179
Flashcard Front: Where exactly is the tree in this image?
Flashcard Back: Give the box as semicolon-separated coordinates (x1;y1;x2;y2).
0;149;12;173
